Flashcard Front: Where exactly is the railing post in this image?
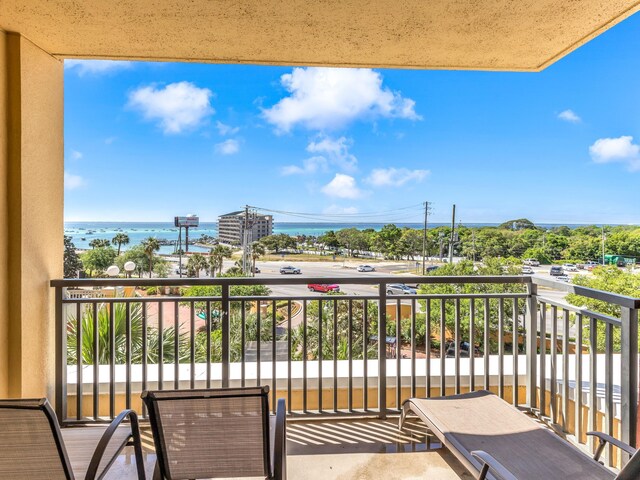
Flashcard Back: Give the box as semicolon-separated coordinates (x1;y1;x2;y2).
221;283;230;388
621;306;638;459
378;283;387;418
54;286;67;423
525;281;538;410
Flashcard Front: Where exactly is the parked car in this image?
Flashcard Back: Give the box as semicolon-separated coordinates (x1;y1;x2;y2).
425;265;440;273
523;258;540;267
521;266;534;274
585;261;600;271
386;284;417;295
280;266;301;274
357;265;375;272
307;283;340;293
562;263;578;272
549;266;563;276
556;275;570;282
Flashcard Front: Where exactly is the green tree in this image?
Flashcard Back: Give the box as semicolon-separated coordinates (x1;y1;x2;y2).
80;246;117;277
498;218;536;231
399;228;423;260
187;253;208;278
89;238;110;249
209;245;233;276
335;228;367;257
373;224;403;259
417;259;525;353
566;267;640;351
115;245;149;278
141;237;160;277
64;235;83;278
318;230;340;252
521;247;551;265
111;233;130;255
67;302;186;365
251;241;266;275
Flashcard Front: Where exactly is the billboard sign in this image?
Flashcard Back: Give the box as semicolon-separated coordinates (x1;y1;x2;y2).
174;215;199;227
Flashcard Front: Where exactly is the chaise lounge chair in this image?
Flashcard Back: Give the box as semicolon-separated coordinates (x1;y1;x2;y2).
0;398;145;479
142;386;286;480
399;390;640;480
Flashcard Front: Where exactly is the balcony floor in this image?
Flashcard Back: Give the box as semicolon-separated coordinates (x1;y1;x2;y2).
103;417;472;479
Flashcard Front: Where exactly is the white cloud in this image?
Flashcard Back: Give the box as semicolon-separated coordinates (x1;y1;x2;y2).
307;135;357;171
321;174;363;199
128;81;214;134
365;167;430;187
216;121;240;136
283;135;358;175
323;205;359;215
104;137;117;145
282;156;327;175
589;136;640;171
215;139;240;155
65;59;133;76
70;150;83;160
64;172;85;190
558;109;581;123
263;67;421;132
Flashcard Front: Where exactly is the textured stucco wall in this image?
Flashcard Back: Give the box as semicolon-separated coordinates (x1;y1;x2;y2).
1;1;640;71
4;33;63;398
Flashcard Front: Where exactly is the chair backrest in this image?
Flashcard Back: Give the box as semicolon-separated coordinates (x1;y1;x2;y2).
142;387;271;480
0;398;73;480
617;448;640;480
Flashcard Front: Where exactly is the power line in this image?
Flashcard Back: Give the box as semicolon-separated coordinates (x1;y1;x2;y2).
250;203;425;222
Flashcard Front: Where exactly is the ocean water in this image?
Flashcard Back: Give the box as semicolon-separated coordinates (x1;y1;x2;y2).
64;221;604;254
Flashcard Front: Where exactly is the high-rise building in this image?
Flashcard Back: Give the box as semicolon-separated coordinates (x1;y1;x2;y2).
217;210;273;245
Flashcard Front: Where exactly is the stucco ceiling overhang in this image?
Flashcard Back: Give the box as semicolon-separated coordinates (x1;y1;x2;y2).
1;1;639;71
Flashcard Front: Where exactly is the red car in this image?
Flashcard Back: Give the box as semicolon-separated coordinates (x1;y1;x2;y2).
307;283;340;293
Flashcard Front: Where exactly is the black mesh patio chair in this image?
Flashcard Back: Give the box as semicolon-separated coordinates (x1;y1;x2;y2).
141;386;286;480
0;398;145;479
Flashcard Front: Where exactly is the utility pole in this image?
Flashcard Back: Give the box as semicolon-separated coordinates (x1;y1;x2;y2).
449;204;456;263
421;201;431;275
602;226;606;265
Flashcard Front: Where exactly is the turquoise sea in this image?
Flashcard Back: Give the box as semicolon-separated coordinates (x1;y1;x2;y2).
64;221;604;255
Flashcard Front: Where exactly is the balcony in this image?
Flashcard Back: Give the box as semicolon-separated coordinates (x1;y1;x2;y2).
51;274;640;477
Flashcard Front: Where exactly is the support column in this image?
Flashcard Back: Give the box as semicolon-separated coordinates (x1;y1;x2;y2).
1;31;63;399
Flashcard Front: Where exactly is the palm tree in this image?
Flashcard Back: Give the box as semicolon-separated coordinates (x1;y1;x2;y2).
141;237;160;277
209;245;232;277
251;241;265;276
111;233;130;255
66;302;186;365
89;238;110;249
187;253;208;278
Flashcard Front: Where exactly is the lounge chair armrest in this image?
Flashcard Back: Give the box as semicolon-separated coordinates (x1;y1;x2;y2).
471;450;518;480
86;409;146;480
586;431;637;461
272;398;287;480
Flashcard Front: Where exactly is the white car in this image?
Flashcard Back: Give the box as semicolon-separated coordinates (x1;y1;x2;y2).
521;266;534;274
357;265;375;272
523;258;540;266
556;275;571;282
562;263;578;272
386;284;417;295
279;266;301;274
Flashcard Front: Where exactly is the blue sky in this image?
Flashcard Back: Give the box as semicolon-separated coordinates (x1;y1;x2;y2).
64;12;640;225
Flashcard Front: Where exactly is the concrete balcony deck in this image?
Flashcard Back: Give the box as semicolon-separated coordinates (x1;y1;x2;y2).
103;417;471;479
